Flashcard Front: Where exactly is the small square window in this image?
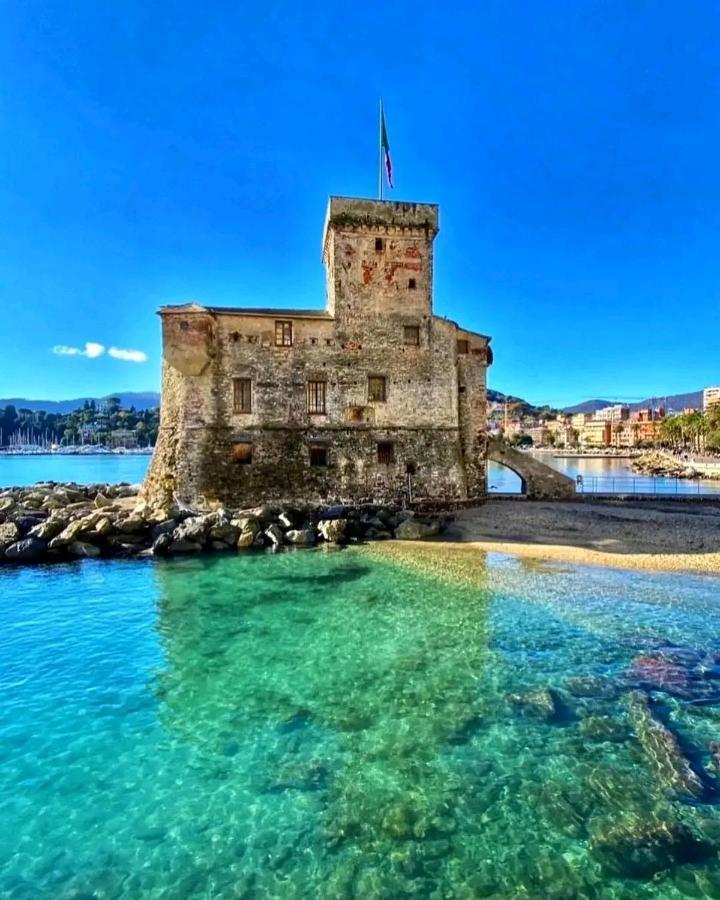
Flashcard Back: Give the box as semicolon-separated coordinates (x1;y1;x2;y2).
309;446;328;467
233;377;252;413
367;376;387;402
377;441;395;464
232;442;253;464
457;339;469;355
403;326;420;346
375;237;384;252
306;380;327;414
275;320;293;347
408;278;417;289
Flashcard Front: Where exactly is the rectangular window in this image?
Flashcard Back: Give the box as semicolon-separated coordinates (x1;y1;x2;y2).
403;326;420;346
408;278;416;289
309;446;328;467
375;237;384;252
457;339;469;355
377;441;395;464
232;442;253;465
233;377;252;413
306;380;327;414
367;375;387;402
275;320;293;347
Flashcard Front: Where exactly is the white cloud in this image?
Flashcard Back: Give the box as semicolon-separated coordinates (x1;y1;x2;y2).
108;347;148;363
53;345;83;356
84;342;106;358
53;342;106;358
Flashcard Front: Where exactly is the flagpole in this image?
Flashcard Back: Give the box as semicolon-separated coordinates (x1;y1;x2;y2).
378;98;383;201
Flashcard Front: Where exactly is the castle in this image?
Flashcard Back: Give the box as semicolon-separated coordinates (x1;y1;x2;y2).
143;197;492;509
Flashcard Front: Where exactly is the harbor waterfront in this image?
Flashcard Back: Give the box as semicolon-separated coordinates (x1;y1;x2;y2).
2;543;720;898
3;452;720;495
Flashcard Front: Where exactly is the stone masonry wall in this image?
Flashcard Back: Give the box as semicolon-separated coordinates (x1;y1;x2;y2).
143;198;491;510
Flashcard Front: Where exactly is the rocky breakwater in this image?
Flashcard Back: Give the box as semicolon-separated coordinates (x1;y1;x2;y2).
0;482;445;567
631;451;702;479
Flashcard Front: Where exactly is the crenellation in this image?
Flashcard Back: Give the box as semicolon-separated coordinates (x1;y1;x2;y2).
143;196;491;509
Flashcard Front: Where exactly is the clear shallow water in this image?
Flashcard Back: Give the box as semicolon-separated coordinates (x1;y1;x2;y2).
1;545;720;898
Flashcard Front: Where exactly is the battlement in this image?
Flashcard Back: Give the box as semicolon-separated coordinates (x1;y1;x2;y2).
323;197;438;259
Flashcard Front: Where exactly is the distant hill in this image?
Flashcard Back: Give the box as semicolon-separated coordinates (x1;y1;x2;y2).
563;390;704;415
562;399;615;414
0;392;160;413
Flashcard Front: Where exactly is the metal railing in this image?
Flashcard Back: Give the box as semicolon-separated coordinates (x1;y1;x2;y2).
575;475;720;496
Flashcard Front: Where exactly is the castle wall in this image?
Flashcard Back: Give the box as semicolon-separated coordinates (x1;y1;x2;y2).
143;197;490;511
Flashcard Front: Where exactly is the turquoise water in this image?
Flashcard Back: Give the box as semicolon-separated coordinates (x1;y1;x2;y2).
1;545;720;898
0;454;149;488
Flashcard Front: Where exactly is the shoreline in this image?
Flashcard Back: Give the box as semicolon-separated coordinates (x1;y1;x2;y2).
437;537;720;576
439;498;720;576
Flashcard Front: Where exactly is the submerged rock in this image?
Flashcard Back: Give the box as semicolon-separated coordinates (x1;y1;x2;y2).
626;690;705;800
565;675;617;700
508;687;558;722
589;814;709;878
579;716;629;742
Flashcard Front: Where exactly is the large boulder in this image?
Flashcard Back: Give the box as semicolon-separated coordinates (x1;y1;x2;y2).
285;529;316;546
265;524;284;547
394;518;441;540
5;538;47;562
209;523;240;545
237;531;256;550
318;519;347;543
48;513;100;549
0;522;20;548
232;516;260;536
167;539;203;554
172;516;209;544
68;541;102;558
28;515;67;541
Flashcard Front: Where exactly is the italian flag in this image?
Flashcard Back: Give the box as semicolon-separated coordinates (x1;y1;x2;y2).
381;102;393;189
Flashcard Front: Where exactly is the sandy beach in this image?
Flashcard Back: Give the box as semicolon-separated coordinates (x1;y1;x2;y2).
441;498;720;575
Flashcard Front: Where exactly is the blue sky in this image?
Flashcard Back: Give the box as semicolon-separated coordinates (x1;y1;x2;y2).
2;1;719;407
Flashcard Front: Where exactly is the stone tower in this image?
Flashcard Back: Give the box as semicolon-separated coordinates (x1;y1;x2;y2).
143;197;491;511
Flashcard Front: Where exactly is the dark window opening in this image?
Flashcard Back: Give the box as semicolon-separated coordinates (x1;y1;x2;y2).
406;461;417;475
232;442;253;465
367;375;387;402
309;446;328;467
306;380;327;414
403;326;420;346
457;339;469;355
408;278;417;290
231;331;240;343
458;385;466;394
377;441;395;464
180;320;190;330
375;237;384;252
275;320;293;347
233;378;252;413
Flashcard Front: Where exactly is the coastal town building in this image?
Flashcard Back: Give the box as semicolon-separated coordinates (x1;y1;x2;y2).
144;197;492;509
704;386;720;410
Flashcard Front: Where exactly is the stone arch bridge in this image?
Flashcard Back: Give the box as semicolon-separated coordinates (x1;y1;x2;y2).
487;437;576;499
